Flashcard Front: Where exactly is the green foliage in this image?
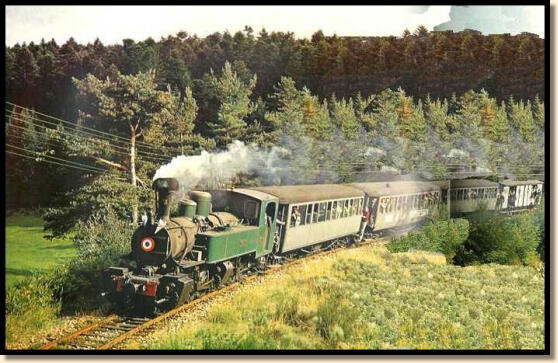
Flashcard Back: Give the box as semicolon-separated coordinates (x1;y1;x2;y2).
388;219;469;261
534;199;545;261
43;174;151;236
455;210;541;266
200;61;257;147
5;30;544;214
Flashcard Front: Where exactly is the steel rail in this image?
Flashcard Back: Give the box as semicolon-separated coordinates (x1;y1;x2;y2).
38;237;382;351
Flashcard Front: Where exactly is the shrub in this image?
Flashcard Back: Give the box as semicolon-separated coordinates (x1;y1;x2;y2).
6;212;134;344
534;199;545;260
388;219;469;261
43;174;152;237
454;210;541;266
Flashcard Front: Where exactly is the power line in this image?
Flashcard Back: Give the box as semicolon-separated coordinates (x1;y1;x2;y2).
6;101;184;154
5;114;171;163
6;150;127;180
5;107;176;160
6;143;111;173
5;110;174;162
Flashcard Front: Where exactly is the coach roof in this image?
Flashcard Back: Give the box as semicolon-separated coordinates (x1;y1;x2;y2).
347;181;440;197
249;184;364;204
500;179;543;186
450;179;499;188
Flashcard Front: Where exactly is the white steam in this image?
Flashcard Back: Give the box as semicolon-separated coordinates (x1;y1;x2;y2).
153;140;290;193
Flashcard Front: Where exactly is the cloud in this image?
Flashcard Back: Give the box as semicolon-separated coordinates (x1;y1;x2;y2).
433;5;544;37
405;6;430;14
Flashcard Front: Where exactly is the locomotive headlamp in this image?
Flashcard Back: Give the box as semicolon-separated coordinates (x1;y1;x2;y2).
141;237;156;252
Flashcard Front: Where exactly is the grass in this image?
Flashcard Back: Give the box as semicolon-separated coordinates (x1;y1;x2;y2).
145;245;544;350
5;215;76;287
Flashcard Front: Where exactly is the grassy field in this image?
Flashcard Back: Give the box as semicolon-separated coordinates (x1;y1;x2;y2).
146;244;544;350
6;215;76;287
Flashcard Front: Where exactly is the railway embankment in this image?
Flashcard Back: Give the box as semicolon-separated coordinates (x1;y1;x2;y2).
135;243;543;350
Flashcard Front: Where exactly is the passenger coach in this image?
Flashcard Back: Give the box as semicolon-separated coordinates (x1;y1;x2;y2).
251;184;365;253
498;179;543;212
348;181;441;232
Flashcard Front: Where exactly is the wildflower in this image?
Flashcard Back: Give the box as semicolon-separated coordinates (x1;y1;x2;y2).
427;272;433;279
512;272;518;279
480;289;486;296
437;292;444;299
531;322;537;329
522;296;528;303
395;289;401;296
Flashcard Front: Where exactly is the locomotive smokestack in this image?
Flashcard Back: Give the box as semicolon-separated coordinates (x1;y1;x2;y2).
152;177;179;222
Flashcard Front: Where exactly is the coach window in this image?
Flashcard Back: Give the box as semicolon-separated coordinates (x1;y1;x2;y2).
332;201;339;219
312;203;319;223
318;202;327;222
300;204;308;226
326;202;333;220
303;204;311;225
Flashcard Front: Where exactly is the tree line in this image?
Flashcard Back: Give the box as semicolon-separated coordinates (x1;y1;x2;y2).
4;26;545;235
6;25;544;120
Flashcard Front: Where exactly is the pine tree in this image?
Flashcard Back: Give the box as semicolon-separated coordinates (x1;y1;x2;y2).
203;61;257;147
330;97;361;140
73;69;194;222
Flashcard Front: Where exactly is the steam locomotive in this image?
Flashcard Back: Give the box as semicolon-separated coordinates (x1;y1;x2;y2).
102;177;543;314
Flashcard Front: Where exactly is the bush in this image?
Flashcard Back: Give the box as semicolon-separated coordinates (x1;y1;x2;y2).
388;219;469;261
6;212;135;344
534;199;545;260
454;210;541;266
43;174;152;237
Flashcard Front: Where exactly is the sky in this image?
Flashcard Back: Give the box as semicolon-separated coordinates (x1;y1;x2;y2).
5;5;545;46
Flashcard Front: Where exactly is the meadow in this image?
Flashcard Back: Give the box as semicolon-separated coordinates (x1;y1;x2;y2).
5;215;76;287
145;244;544;350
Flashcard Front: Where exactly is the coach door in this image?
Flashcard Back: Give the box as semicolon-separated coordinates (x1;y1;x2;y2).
263;201;278;253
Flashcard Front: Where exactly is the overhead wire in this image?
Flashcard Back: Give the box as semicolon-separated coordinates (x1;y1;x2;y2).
5;114;172;163
6;150;127;180
6;143;111;173
6;101;183;154
5;110;174;162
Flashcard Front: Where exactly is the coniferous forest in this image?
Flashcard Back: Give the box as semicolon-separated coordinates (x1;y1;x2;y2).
5;27;545;234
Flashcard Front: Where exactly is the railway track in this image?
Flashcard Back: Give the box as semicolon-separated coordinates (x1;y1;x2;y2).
38;237;383;351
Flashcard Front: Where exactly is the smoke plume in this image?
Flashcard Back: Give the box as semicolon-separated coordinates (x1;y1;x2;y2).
153;140;290;193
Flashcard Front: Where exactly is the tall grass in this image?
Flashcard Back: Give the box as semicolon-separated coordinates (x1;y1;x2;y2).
146;246;543;350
